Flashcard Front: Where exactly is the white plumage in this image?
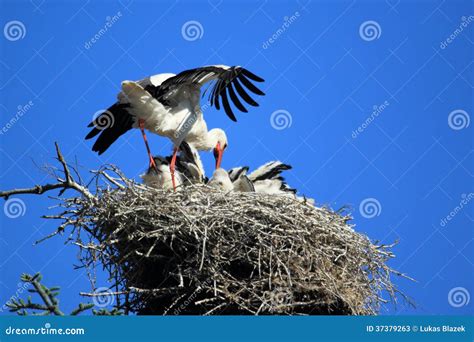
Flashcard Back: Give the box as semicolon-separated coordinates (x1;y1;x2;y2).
208;161;314;204
86;65;265;190
208;168;234;191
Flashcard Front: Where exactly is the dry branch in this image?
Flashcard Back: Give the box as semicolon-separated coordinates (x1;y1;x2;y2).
0;142;93;200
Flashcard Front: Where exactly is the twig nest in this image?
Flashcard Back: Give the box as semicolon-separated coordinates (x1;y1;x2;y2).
78;183;398;315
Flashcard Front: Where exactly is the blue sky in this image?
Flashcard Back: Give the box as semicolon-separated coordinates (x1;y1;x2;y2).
0;0;472;315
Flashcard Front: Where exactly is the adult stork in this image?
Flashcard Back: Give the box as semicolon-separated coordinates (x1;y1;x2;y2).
85;65;265;190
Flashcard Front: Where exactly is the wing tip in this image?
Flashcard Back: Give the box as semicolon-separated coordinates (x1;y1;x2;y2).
240;67;265;82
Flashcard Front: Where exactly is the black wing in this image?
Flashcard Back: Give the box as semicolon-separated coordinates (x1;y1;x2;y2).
146;143;205;183
228;166;249;182
178;141;199;165
155;66;265;122
249;161;292;182
248;161;296;194
177;141;205;183
280;182;297;194
85;103;133;155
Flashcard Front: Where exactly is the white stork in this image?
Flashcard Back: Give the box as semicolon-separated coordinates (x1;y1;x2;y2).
85;65;265;190
208;168;234;191
230;161;297;195
209;161;314;204
141;142;205;190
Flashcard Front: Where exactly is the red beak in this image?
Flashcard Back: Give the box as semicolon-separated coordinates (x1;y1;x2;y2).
213;142;223;169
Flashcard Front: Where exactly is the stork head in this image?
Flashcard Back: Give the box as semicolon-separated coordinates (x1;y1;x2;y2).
208;128;228;169
208;168;233;191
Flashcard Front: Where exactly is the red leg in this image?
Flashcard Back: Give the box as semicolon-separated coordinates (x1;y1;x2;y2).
138;119;158;172
170;146;179;191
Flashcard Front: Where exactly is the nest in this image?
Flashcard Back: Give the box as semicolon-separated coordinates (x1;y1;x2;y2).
0;145;409;315
62;171;402;316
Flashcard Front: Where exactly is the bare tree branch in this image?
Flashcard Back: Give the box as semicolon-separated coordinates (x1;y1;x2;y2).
0;142;94;201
